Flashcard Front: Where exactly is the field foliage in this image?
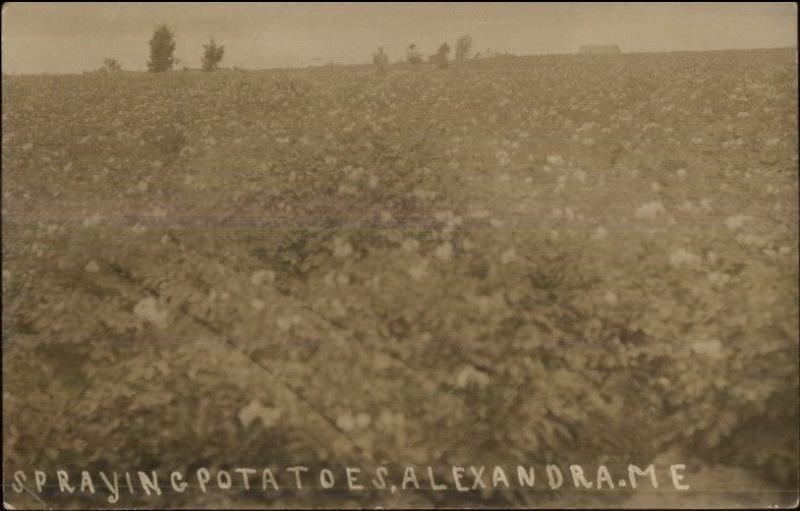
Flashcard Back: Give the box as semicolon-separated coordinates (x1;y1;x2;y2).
2;49;798;507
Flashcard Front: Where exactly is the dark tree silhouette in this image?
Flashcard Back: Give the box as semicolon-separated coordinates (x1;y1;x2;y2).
202;39;225;72
455;35;474;61
434;42;451;69
148;25;177;72
406;44;423;65
100;58;122;73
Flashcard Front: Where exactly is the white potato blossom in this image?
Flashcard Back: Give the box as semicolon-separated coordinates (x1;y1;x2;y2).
133;297;169;329
355;412;371;429
336;413;356;432
378;410;405;430
635;201;666;220
434;242;454;263
337;184;357;195
690;338;724;359
736;233;768;248
401;239;420;253
82;213;103;227
251;269;276;286
500;249;518;264
603;291;619;305
669;248;702;267
239;400;282;429
707;272;731;285
455;365;490;389
332;237;353;258
413;188;437;201
592;226;608;240
277;315;302;332
725;215;752;230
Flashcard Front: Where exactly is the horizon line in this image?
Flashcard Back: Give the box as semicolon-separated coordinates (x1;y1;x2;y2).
2;45;796;77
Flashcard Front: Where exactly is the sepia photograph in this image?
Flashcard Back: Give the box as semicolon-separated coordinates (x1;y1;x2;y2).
2;2;798;508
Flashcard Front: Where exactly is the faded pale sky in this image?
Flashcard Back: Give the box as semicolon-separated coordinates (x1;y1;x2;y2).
1;2;797;74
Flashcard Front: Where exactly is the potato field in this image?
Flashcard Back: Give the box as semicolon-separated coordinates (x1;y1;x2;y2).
2;48;798;508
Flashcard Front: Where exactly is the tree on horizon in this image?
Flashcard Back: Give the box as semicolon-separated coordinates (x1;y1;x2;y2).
202;39;225;71
148;25;177;72
100;58;122;73
434;42;451;68
455;35;474;61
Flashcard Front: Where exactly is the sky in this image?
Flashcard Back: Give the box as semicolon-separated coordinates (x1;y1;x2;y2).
2;2;797;74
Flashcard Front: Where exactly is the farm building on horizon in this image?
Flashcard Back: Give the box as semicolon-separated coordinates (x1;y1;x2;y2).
578;44;622;54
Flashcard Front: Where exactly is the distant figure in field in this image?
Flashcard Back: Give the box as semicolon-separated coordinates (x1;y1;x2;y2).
373;47;389;76
406;44;423;66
